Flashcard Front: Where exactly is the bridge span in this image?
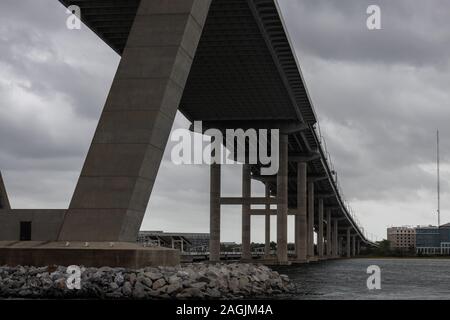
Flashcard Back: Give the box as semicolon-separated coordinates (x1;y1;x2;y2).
57;0;377;263
0;0;375;267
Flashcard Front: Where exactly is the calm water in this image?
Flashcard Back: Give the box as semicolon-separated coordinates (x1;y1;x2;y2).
274;258;450;300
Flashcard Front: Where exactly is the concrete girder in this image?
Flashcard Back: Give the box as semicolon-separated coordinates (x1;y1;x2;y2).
242;165;251;260
295;162;307;262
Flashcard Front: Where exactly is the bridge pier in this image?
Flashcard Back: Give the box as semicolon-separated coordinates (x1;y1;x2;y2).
295;162;308;262
333;219;339;258
57;0;211;242
352;235;356;257
242;164;251;261
209;162;221;263
264;184;271;258
357;240;361;255
346;227;351;258
307;180;315;258
277;134;289;264
318;198;324;259
326;209;332;258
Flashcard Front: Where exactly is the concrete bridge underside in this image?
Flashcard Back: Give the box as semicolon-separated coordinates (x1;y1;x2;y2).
0;0;374;266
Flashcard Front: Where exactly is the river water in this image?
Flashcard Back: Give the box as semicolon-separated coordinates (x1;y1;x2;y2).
273;258;450;300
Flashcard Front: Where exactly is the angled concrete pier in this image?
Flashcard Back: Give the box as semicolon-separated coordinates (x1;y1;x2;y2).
242;165;252;261
346;227;351;258
307;181;315;258
264;184;271;258
58;0;212;242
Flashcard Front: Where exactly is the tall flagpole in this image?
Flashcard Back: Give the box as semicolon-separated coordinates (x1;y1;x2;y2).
437;130;441;227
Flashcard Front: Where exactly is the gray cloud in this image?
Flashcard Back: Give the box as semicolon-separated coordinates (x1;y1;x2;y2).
282;0;450;67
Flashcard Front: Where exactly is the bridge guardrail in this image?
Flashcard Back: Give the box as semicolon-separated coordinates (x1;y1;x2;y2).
313;120;377;245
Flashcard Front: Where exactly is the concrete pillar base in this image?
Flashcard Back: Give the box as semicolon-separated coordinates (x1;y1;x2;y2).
0;241;179;268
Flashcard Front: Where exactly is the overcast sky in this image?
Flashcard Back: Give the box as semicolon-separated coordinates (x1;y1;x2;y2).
1;0;449;242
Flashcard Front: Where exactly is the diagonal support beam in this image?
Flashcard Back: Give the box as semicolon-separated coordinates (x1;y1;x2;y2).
58;0;212;242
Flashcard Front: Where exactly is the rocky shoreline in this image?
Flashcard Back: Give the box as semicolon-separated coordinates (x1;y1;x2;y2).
0;263;296;299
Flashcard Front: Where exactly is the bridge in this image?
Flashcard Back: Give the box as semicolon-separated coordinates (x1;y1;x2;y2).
0;0;376;267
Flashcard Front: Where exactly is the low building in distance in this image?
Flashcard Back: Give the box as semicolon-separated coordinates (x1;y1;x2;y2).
416;224;450;255
387;226;416;251
416;225;440;250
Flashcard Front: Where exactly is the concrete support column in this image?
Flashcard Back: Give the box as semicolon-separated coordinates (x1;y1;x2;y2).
338;237;343;256
242;165;251;260
210;163;221;262
333;219;338;257
352;235;356;257
329;222;333;257
264;184;271;258
357;240;361;255
326;209;332;257
307;181;315;257
295;162;307;262
318;198;324;258
346;228;351;258
277;134;288;264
